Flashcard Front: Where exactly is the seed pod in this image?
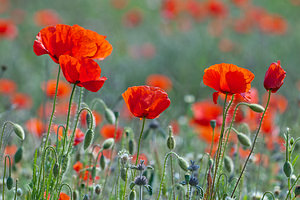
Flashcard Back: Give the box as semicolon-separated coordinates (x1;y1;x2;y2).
13;123;25;140
210;120;216;129
167;136;175;150
128;139;135;155
95;184;101;195
14;147;23;163
121;168;127;182
283;161;293;177
237;132;252;147
102;138;114;150
248;104;264;113
294;185;300;197
100;154;105;170
53;163;60;177
61;154;70;174
224;156;234;173
129;190;136;200
84;129;94;150
177;157;189;171
6;176;13;190
105;108;116;124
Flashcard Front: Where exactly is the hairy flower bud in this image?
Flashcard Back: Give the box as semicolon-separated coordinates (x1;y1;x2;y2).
248;104;265;113
102;138;114;150
14;147;23;163
105;108;116;124
283;161;293;177
178;157;189;171
6;176;13;190
100;154;105;170
224;156;234;173
237;132;252;147
84;129;94;150
13;123;25;140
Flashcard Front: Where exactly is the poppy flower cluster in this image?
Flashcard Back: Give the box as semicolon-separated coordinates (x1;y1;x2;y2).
33;24;113;92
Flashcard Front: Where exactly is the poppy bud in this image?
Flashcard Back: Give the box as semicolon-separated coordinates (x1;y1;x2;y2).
224;156;234;173
210;120;216;129
61;154;70;174
100;154;105;170
237;132;252;147
177;157;189;171
14;147;23;163
86;112;92;128
16;188;23;197
283;161;293;177
73;190;79;200
295;185;300;197
248;104;265;113
95;184;101;195
167;136;175;150
128;139;135;155
102;138;114;150
129;190;136;200
121;168;127;181
264;60;286;93
53;163;60;177
83;194;89;200
91;166;96;178
13;123;25;141
84;129;94;150
290;137;294;146
6;176;13;190
104;108;116;124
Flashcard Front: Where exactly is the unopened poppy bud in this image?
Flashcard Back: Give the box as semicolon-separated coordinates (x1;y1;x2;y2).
283;161;293;177
224;156;234;173
13;123;25;141
102;138;114;150
177;157;189;171
14;147;23;163
237;132;252;147
6;176;13;190
105;108;116;124
121;168;127;181
128;139;135;154
83;194;89;200
294;185;300;197
129;190;136;200
16;188;23;197
53;163;60;177
84;129;94;150
167;136;175;150
210;120;216;129
238;123;250;135
95;184;101;195
185;173;191;183
100;154;105;170
73;190;79;200
91;166;96;178
86;112;92;128
61;154;70;174
248;104;265;113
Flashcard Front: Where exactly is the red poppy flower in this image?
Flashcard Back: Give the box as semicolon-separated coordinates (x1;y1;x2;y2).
0;19;18;40
74;128;85;146
203;63;255;104
206;0;228;18
4;145;17;157
146;74;173;91
33;24;113;63
100;124;123;142
73;161;83;173
132;153;148;165
41;79;71;98
191;100;222;126
263;60;286;93
25;118;46;137
0;79;17;95
122;86;171;119
10;93;32;109
59;55;107;92
34;9;62;27
58;192;70;200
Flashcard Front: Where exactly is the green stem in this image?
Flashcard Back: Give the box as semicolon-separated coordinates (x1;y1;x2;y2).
14;179;18;200
43;67;61;151
156;151;179;200
261;191;275;200
284;175;299;200
231;90;272;197
2;155;11;200
0;121;14;151
135;117;146;166
122;167;129;200
170;156;176;200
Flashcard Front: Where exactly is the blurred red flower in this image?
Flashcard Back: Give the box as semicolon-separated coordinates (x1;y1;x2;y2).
100;124;123;142
264;60;286;93
110;0;129;9
34;9;62;27
203;63;255;104
0;79;17;95
10;93;32;109
122;86;171;119
206;0;228;18
58;192;70;200
146;74;173;91
73;161;83;173
33;24;113;63
123;8;143;28
0;19;18;40
25;118;46;137
132;153;148;165
59;55;107;92
41;79;71;98
191;100;222;126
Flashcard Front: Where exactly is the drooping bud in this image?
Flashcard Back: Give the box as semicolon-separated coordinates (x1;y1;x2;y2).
224;156;234;173
105;108;116;124
100;154;105;170
84;129;94;150
128;139;135;154
102;138;114;150
95;184;101;195
177;157;189;171
237;132;252;147
14;147;23;163
248;104;265;113
13;123;25;140
86;112;92;128
129;190;136;200
283;161;293;177
72;190;79;200
53;163;60;177
6;176;13;190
